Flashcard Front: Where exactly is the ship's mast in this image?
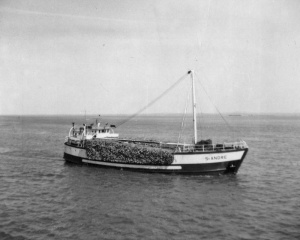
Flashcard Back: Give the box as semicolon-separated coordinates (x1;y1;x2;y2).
188;70;197;144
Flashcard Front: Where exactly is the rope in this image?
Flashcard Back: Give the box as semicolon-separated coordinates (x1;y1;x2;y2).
177;85;191;145
197;94;203;140
194;72;234;134
116;73;189;127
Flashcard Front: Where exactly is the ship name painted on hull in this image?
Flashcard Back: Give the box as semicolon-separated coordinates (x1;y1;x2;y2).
205;155;227;161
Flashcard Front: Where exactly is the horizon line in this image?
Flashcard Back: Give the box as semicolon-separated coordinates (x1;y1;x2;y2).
1;112;300;117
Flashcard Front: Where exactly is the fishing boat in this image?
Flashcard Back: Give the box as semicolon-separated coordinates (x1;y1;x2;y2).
63;70;248;174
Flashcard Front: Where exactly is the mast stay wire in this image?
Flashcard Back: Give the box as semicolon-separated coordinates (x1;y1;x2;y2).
116;72;189;128
194;72;235;139
177;85;192;145
195;1;237;137
196;87;204;141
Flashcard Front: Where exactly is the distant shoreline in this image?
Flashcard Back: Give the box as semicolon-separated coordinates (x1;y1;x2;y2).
1;113;300;117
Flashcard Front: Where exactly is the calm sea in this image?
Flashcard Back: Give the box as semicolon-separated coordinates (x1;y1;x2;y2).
0;115;299;240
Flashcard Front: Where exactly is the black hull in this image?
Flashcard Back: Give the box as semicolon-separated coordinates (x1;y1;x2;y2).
64;149;248;175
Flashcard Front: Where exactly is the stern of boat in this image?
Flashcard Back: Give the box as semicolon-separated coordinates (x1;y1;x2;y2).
63;137;87;164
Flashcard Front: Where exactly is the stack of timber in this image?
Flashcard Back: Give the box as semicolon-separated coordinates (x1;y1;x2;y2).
85;139;174;165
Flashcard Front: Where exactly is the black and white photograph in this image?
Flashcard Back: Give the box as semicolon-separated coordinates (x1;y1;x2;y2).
0;0;299;239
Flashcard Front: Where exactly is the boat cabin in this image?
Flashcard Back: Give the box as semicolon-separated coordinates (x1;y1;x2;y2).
68;122;119;141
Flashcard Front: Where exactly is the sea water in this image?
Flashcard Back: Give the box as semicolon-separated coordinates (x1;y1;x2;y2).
0;115;299;240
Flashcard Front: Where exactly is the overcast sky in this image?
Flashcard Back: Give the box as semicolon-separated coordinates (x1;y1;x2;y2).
1;0;300;115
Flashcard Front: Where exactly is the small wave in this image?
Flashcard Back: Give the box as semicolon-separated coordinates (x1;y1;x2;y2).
0;153;64;162
0;147;16;154
0;231;28;240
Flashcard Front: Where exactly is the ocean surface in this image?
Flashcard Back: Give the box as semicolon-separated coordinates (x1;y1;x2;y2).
0;114;299;240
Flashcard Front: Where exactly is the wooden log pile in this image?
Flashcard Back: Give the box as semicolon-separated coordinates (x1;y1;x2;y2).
85;139;174;165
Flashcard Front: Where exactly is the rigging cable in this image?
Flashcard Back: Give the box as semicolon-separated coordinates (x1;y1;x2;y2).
194;72;235;138
196;91;204;141
177;85;192;145
116;72;189;127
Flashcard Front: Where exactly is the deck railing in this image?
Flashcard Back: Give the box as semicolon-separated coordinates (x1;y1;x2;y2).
176;141;248;153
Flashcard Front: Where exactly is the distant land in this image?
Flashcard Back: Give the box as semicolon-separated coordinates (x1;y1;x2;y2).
1;113;300;117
